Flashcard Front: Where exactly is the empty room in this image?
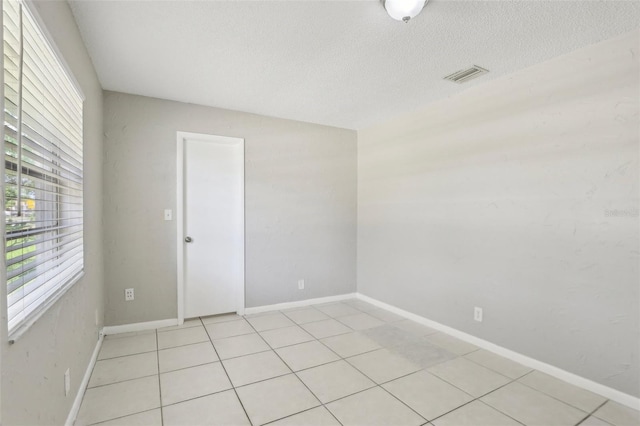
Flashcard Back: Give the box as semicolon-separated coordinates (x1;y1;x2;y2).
0;0;638;425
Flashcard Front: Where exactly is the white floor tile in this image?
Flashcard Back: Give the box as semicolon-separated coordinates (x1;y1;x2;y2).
205;319;254;339
382;370;474;421
337;313;385;330
276;340;340;371
326;386;425;426
424;333;478;356
367;308;405;323
157;318;202;332
362;324;420;348
157;326;209;350
246;312;295;331
76;376;160;425
593;401;640;426
160;362;232;406
77;303;625;426
581;416;614;426
347;348;421;384
391;340;456;369
481;382;587;426
302;319;353;339
431;400;521;426
321;332;382;358
158;341;218;373
162;390;250;426
270;406;341;426
314;303;361;318
428;357;511;397
393;320;438;337
343;299;379;313
201;313;244;325
92;409;162;426
212;333;271;359
89;351;158;388
260;325;315;348
282;307;330;325
98;333;157;360
518;371;606;412
223;350;291;387
236;374;320;425
297;360;375;403
464;349;531;379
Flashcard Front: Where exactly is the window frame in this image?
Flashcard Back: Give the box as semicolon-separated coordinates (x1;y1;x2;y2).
2;0;85;342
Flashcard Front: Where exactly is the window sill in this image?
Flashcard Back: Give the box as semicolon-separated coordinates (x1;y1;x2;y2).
8;271;85;344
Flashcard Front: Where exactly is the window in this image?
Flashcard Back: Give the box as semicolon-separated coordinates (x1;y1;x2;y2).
3;0;84;335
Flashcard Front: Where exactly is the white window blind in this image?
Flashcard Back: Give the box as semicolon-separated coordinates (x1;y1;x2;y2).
3;0;84;334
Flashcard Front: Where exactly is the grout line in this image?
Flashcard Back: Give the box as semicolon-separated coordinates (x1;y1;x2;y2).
157;339;216;353
160;360;220;375
218;347;274;362
201;315;255;426
158;339;211;351
475;400;527;426
159;387;237;409
242;314;345;425
241;306;486;425
575;400;609;426
155;330;164;426
85;372;160;390
260;405;334;426
462;352;534;380
80;302;620;426
514;372;608;416
329;355;428;423
96;348;157;362
425;380;526;425
85;409;161;426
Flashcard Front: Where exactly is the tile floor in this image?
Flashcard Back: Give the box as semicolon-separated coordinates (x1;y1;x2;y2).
75;299;640;426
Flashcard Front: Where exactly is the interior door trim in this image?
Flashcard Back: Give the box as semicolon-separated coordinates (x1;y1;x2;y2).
176;131;246;325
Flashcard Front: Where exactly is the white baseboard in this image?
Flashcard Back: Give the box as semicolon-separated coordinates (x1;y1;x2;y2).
65;331;104;426
356;293;640;411
243;293;357;315
102;318;178;335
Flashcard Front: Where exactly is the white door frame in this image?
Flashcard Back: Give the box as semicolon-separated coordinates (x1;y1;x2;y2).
176;131;245;324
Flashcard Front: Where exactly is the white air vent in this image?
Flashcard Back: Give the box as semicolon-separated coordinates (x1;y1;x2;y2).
444;65;489;84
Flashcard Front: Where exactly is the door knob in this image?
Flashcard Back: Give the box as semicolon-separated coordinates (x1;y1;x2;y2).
185;236;193;243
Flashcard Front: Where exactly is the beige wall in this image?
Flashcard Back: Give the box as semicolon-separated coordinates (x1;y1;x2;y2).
0;1;104;424
103;92;357;325
357;31;640;397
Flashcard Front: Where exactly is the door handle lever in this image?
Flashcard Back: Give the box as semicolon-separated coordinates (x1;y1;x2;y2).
185;236;193;243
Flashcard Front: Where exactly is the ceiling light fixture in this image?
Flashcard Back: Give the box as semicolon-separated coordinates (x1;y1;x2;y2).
384;0;428;23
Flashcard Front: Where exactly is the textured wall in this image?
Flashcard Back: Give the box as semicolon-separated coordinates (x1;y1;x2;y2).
357;31;639;397
103;92;357;325
0;1;104;424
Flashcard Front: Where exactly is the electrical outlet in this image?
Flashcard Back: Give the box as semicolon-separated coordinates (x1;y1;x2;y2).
64;368;70;397
125;288;135;301
164;209;172;221
474;307;483;322
298;279;305;290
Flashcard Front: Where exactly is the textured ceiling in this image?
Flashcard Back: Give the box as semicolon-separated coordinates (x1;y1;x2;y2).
69;0;640;130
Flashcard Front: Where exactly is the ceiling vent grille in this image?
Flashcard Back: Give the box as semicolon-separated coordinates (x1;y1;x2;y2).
444;65;489;84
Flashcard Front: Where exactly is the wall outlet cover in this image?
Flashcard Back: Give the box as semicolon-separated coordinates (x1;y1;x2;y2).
298;279;305;290
474;307;483;322
64;368;70;396
125;288;135;301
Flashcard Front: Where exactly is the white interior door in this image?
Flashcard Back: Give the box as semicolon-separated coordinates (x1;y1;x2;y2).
181;133;244;319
